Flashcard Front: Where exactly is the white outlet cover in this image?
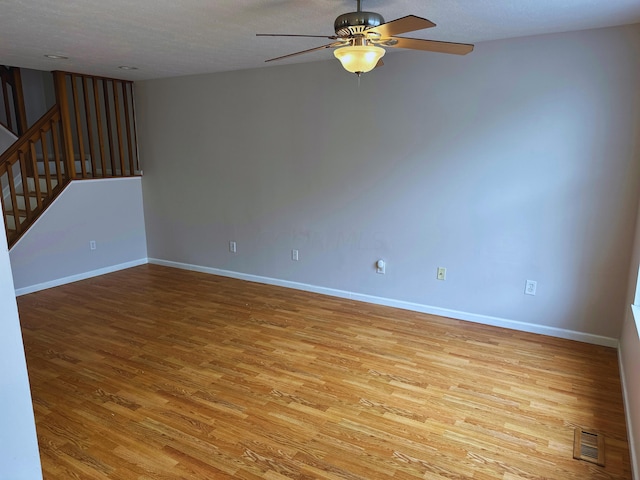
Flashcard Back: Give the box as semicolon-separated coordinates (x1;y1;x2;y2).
525;280;537;295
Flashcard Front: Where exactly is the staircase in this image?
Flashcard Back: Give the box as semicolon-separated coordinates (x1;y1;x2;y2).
4;177;60;240
0;69;140;248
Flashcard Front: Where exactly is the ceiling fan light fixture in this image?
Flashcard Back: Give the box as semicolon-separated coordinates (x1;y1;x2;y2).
333;45;385;74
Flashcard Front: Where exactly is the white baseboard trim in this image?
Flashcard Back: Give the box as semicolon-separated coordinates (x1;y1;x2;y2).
148;258;619;348
618;347;639;480
14;258;148;297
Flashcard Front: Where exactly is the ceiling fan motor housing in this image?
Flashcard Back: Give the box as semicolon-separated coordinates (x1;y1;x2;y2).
334;11;385;37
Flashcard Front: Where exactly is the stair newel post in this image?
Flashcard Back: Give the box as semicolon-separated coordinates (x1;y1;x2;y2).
53;71;77;180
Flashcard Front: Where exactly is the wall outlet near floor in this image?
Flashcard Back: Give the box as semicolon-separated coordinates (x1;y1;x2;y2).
525;280;537;295
437;267;446;280
89;240;96;251
229;241;237;253
376;259;385;274
292;249;299;261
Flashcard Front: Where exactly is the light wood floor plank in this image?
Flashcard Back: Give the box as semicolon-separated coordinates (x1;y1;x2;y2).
17;264;632;479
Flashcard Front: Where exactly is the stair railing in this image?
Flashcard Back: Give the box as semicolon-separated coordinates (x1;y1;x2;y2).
54;71;139;179
0;66;28;136
0;104;68;245
1;70;140;247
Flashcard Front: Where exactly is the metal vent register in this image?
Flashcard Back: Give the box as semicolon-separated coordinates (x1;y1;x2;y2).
573;428;605;466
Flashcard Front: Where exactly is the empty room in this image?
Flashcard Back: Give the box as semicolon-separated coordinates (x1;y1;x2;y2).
1;1;639;479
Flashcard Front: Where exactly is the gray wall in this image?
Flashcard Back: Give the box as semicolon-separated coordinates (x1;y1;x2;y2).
137;24;640;345
10;178;147;293
20;68;55;128
0;216;42;478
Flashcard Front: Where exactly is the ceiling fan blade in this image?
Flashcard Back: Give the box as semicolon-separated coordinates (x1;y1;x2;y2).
366;15;435;38
264;42;342;63
375;59;384;69
257;33;338;40
388;37;474;55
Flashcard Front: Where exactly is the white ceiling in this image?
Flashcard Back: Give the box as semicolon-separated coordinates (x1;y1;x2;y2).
1;0;639;81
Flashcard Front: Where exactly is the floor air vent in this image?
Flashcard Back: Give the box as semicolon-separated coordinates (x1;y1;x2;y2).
573;428;605;466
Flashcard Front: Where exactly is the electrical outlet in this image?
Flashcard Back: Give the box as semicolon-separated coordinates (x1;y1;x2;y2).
229;241;237;253
437;267;446;280
376;259;385;274
292;249;299;261
89;240;96;251
525;280;537;295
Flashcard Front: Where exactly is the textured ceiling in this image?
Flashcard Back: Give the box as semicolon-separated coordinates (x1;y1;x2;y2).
1;0;639;81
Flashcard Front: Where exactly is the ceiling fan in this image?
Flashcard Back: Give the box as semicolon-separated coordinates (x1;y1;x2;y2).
257;0;474;76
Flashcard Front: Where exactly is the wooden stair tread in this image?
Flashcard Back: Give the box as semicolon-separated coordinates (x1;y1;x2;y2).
4;209;27;216
15;190;50;198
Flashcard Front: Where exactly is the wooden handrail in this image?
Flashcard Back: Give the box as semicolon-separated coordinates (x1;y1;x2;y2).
0;104;60;166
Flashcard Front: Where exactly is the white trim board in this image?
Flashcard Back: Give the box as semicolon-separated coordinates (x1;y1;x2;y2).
148;258;619;348
619;346;639;480
14;258;148;296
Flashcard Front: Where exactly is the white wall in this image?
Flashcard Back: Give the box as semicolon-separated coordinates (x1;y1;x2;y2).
136;24;640;345
10;177;148;294
0;122;17;154
0;216;42;478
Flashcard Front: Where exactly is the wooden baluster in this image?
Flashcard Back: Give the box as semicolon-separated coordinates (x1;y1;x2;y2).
113;80;126;176
93;77;107;177
51;118;64;185
0;164;10;241
82;76;97;177
17;149;32;220
130;83;139;174
40;129;53;194
28;143;42;210
122;82;135;175
54;71;76;179
70;74;87;178
7;162;22;234
103;80;116;176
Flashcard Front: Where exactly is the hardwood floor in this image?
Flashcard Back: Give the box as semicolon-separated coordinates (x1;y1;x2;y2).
17;264;631;479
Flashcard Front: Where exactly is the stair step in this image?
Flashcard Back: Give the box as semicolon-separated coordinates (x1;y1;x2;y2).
4;195;38;212
4;208;27;216
2;176;60;235
21;190;49;198
17;178;58;194
5;214;25;230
